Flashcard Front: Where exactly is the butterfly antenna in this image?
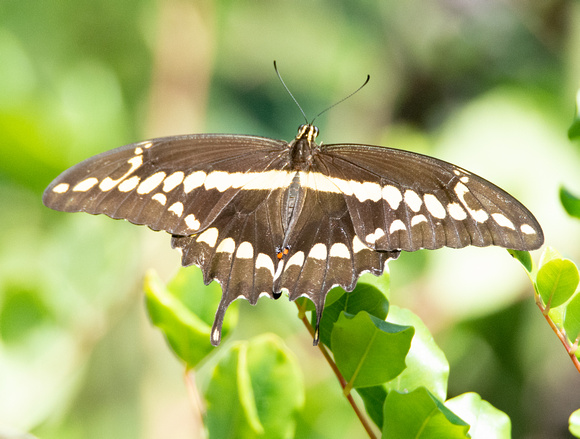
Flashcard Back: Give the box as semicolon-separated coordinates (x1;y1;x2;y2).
274;61;309;124
311;74;370;124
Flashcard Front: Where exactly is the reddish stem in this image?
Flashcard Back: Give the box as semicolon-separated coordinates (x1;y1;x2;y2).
535;296;580;373
295;302;378;439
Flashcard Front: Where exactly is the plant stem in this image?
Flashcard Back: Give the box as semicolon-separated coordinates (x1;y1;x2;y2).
295;302;378;439
184;369;207;438
535;296;580;373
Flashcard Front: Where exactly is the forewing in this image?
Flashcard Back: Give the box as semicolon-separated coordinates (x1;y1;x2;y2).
317;144;543;252
43;134;288;236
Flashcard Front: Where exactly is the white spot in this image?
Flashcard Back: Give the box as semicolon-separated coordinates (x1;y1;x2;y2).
52;183;70;193
99;155;143;191
152;193;167;205
118;175;140;192
211;327;220;344
197;227;218;247
411;214;428;226
329;243;350;259
217;237;236;254
352;236;369;253
383;185;402;209
201;170;293;192
424;194;446;219
163;171;185;192
325;176;351;195
471;209;489;223
236;241;254;259
305;172;342;194
184;214;200;230
454;182;469;198
330;178;382;202
454;182;488;223
240;170;294;190
354;181;383;202
142;142;153;149
448;203;467;220
309;243;328;260
204;171;235;192
286;251;305;269
453;170;461;176
134;147;143;155
315;176;382;201
404;190;423;212
390;220;406;233
460;176;469;183
492;213;515;230
520;224;537;235
274;260;284;281
365;228;386;244
256;253;275;275
73;177;99;192
183;171;207;193
137;171;166;195
168;202;184;217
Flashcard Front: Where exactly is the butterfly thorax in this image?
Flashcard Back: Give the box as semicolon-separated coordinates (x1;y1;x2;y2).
288;124;319;169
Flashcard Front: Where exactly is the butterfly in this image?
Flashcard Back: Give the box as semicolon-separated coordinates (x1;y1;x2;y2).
43;119;543;346
43;65;543;346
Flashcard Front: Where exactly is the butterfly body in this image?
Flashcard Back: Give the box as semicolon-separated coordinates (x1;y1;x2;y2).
44;123;543;345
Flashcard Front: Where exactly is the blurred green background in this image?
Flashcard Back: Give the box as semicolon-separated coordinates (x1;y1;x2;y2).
2;0;580;437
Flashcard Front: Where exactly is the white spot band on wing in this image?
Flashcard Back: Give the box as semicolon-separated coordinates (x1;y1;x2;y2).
196;227;219;247
73;177;99;192
52;183;70;193
99;155;143;191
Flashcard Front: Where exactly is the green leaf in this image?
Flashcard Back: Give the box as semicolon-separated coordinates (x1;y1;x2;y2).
507;249;533;273
564;293;580;343
357;385;388;429
319;282;389;348
332;311;414;389
383;387;469;438
445;393;511;439
560;186;580;219
356;305;450;432
144;268;237;368
384;306;449;401
536;258;579;308
568;89;580;140
540;246;563;266
297;286;346;313
570;408;580;438
205;334;304;439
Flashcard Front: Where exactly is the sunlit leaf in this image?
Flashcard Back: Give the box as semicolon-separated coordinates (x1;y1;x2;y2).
319;283;389;348
569;89;580;140
385;306;449;401
560;186;580;219
445;392;511;439
144;268;237;368
570;408;580;438
507;249;533;273
536;258;579;308
357;385;388;429
332;311;414;389
205;335;304;439
382;387;469;438
540;246;563;266
564;293;580;343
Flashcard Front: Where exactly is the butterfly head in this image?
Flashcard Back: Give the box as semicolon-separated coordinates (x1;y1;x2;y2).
297;124;319;145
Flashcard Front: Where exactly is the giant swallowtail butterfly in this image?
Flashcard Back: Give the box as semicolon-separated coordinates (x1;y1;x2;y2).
43;76;544;346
